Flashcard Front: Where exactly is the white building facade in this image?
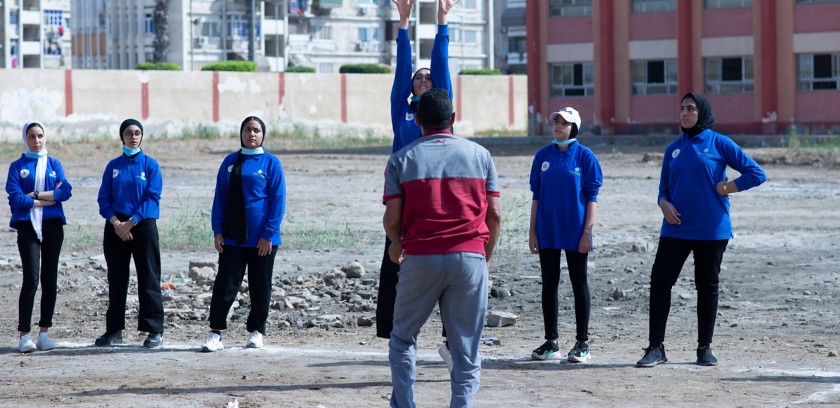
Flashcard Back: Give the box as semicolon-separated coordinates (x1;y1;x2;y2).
68;0;495;72
1;0;72;69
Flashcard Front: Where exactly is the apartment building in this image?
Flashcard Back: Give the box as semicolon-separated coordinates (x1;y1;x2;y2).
496;0;525;74
1;0;72;69
527;0;840;135
69;0;495;73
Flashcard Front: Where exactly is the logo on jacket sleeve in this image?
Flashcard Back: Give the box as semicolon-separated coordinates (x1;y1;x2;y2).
112;169;119;178
49;170;57;178
672;149;681;159
405;113;415;121
20;169;29;178
139;171;147;181
228;165;234;173
541;161;550;171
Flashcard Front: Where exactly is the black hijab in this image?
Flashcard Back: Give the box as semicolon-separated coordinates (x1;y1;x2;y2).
409;68;432;112
223;116;267;242
681;92;715;137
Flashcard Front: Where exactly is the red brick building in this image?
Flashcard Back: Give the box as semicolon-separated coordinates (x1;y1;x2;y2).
526;0;840;135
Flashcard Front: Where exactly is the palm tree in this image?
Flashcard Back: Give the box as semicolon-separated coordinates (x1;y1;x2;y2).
153;0;170;63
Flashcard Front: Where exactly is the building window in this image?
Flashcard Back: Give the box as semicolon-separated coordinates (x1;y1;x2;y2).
145;13;154;33
632;0;676;13
798;53;840;91
705;56;754;93
319;63;333;73
314;26;332;40
551;62;594;97
462;0;478;9
11;10;18;25
463;30;477;44
704;0;752;8
228;17;244;38
358;27;378;42
44;10;63;27
508;36;526;54
550;0;593;17
632;59;678;95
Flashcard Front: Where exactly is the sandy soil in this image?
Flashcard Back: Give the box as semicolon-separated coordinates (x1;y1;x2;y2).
0;139;838;408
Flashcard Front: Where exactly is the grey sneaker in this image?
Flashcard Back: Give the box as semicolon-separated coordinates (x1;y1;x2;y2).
94;330;123;347
696;345;718;366
143;332;163;349
636;344;668;367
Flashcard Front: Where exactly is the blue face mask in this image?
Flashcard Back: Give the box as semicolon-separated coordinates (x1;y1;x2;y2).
552;138;578;147
24;150;48;159
240;146;264;155
123;145;142;156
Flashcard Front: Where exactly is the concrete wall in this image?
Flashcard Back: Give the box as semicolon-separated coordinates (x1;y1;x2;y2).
0;69;527;141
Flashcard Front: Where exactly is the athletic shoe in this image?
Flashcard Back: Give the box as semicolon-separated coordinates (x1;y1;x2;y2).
696;345;718;366
201;332;224;352
18;334;36;353
438;341;453;372
531;340;560;361
567;341;590;363
636;344;668;367
143;332;163;349
245;331;263;349
94;330;123;347
36;332;55;351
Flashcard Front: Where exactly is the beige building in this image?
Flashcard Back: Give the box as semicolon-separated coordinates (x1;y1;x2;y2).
1;0;72;69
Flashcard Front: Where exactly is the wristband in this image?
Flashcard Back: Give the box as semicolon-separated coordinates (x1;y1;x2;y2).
34;191;39;199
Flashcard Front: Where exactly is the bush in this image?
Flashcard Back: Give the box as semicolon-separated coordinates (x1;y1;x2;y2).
339;64;392;74
286;66;316;73
459;68;502;75
201;61;257;72
136;62;181;71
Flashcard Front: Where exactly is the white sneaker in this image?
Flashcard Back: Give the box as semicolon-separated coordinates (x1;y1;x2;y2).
245;331;263;349
201;332;224;352
36;332;55;351
18;334;36;353
438;341;453;372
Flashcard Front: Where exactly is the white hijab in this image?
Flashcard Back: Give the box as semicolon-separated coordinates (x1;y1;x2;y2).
23;121;48;241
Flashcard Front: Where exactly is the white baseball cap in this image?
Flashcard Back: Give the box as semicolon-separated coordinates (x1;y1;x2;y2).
550;107;582;129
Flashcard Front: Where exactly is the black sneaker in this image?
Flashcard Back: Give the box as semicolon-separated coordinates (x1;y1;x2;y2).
531;340;560;360
696;345;718;366
636;344;668;367
143;333;163;349
567;341;590;363
94;330;123;347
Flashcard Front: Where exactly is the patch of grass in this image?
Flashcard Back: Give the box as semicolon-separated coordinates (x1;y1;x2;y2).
282;216;379;251
472;128;528;137
158;207;213;250
265;123;391;151
63;224;103;251
491;193;532;273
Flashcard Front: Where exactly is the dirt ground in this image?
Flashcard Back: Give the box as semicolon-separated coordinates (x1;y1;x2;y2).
0;138;838;408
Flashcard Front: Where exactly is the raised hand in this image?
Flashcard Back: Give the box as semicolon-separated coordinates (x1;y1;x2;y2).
438;0;459;24
392;0;414;28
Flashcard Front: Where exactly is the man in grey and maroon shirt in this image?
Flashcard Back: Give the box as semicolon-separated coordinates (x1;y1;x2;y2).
383;88;502;408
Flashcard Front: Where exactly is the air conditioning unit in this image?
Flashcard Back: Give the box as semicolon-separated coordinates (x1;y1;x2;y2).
358;7;367;16
354;42;363;52
195;36;208;48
